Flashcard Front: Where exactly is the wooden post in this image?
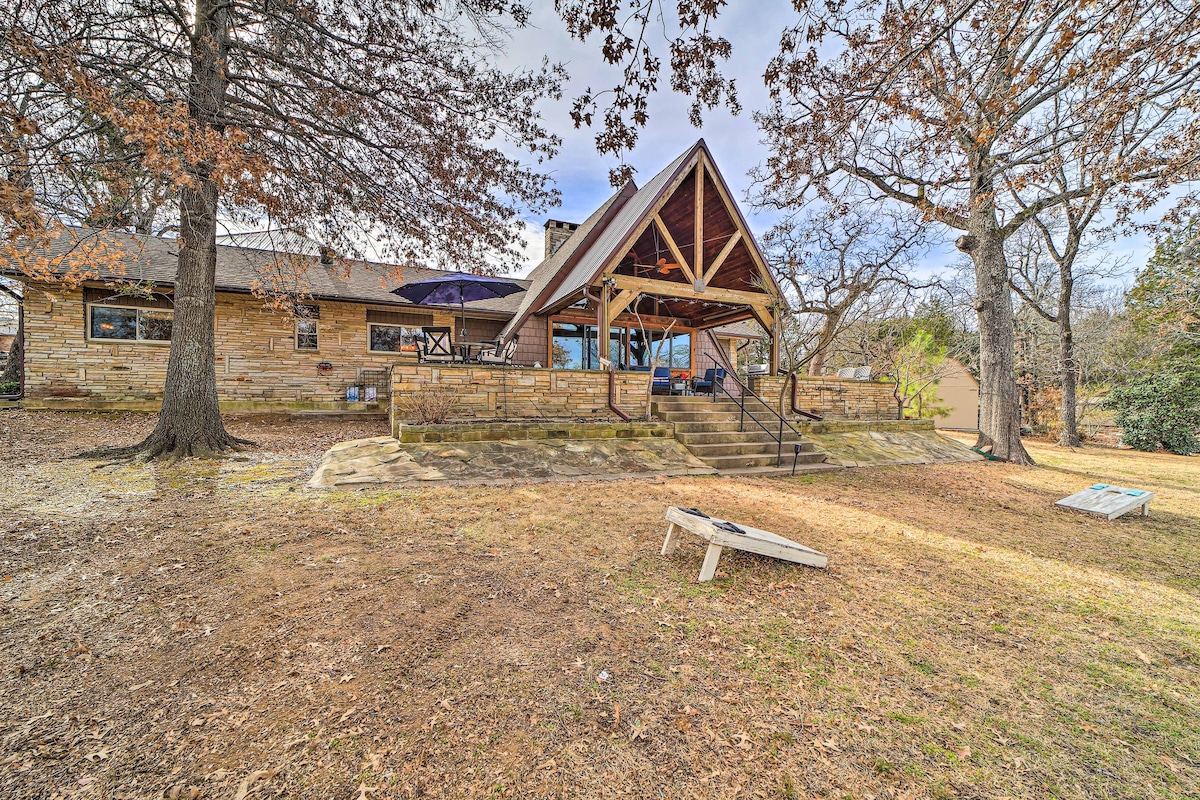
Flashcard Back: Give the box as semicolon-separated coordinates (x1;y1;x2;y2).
598;284;610;363
770;308;781;375
694;160;705;292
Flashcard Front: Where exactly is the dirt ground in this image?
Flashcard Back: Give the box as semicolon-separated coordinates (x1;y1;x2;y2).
1;411;1197;800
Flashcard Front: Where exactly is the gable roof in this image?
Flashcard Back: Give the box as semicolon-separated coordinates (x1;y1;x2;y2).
541;142;701;312
5;227;529;317
501;139;780;339
498;183;636;338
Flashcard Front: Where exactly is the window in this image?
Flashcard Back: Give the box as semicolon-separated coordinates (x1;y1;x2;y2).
553;321;685;370
89;305;173;342
628;328;690;371
295;303;319;350
369;323;422;353
295;319;319;350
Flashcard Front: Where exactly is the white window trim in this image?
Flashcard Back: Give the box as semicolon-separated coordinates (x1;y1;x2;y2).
86;303;173;345
366;321;422;355
295;318;320;352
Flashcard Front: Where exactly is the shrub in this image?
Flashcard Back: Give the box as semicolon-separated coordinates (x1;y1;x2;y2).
0;380;19;395
1103;363;1200;455
396;385;461;425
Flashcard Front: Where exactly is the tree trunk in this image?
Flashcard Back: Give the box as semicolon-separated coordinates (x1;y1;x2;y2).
77;0;247;461
807;315;838;376
1;336;20;386
959;212;1035;465
1057;278;1080;447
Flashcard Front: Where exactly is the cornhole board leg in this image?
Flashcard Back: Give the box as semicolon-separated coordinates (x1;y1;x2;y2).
661;522;682;556
698;543;723;582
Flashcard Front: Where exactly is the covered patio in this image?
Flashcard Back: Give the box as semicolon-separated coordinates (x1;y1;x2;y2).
499;139;782;382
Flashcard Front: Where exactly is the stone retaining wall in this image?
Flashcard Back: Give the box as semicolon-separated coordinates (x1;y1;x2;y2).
394;420;673;442
750;375;900;421
390;364;648;429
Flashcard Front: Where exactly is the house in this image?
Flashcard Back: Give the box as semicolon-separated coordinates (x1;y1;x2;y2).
3;140;779;413
933;358;980;432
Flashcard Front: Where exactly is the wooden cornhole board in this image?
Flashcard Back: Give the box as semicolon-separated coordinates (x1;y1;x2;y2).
1055;484;1154;520
661;506;828;582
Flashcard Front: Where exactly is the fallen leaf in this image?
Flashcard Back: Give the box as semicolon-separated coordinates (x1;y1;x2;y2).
1133;648;1152;665
233;768;275;800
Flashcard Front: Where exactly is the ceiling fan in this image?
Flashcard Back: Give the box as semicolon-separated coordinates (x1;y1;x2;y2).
623;225;685;275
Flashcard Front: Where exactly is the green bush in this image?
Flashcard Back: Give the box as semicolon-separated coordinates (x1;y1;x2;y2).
0;380;19;395
1103;363;1200;455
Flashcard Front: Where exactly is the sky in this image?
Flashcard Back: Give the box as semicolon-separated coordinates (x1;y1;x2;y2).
497;3;1169;283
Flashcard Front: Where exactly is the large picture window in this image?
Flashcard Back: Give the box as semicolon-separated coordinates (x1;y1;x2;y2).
88;305;173;343
554;321;688;371
369;323;422;353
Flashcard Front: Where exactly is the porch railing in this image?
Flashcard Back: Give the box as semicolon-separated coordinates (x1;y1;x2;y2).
703;354;802;467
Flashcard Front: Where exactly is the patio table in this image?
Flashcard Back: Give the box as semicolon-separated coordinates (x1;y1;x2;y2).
454;342;494;362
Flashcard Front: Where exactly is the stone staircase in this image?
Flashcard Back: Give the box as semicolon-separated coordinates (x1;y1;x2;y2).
651;396;837;475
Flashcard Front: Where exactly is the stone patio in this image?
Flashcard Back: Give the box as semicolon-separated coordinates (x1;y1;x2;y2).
308;435;715;487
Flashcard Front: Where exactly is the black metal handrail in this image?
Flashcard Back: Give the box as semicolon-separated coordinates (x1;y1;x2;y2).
702;354;802;466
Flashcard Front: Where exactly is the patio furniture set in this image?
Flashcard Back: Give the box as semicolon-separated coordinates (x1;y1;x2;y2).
416;327;520;366
640;366;726;396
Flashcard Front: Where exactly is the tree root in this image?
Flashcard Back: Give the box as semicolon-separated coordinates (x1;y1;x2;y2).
74;429;255;464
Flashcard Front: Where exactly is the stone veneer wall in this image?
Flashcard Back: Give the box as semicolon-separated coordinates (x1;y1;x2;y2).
750;375;900;421
18;282;471;411
390;364;649;433
395;420;672;443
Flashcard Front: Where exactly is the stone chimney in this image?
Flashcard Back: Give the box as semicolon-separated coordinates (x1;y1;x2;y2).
544;219;579;259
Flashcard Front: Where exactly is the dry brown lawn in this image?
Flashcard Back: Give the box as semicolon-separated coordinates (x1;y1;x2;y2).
1;412;1197;800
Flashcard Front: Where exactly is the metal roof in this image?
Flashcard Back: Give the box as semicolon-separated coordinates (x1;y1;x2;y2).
540;142;702;312
497;186;632;339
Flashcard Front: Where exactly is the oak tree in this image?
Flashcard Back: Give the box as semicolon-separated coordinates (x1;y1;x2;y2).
764;207;934;376
2;0;561;460
754;0;1200;463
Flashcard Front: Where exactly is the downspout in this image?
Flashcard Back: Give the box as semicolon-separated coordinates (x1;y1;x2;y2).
789;372;823;421
584;286;630;422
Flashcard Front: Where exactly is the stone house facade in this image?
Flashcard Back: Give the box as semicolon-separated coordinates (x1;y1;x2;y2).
9;141;896;419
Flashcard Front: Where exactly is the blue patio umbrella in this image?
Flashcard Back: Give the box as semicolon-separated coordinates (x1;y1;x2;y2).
391;271;524;339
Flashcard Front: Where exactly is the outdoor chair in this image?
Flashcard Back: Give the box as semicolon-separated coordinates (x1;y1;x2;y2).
477;334;519;366
418;326;459;363
692;367;726;395
650;366;672;394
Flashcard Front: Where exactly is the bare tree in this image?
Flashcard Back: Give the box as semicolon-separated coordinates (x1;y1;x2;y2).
1009;218;1130;446
2;0;562;460
751;0;1200;464
764;207;935;377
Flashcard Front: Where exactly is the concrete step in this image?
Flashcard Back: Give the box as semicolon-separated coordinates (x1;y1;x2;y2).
669;420;776;433
699;450;828;470
654;410;745;423
653;398;775;413
716;462;843;477
674;429;814;446
682;441;818;458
